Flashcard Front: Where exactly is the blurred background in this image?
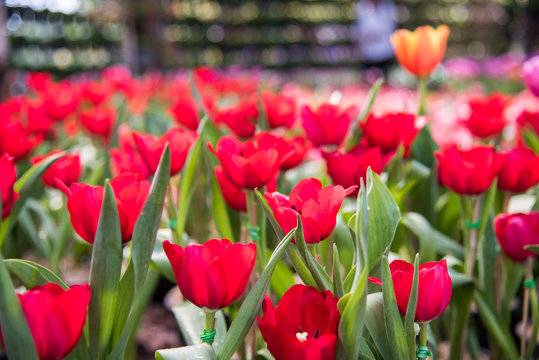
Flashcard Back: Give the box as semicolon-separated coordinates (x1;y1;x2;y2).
0;0;538;81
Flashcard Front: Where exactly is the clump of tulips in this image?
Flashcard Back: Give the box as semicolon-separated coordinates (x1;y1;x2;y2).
0;22;538;360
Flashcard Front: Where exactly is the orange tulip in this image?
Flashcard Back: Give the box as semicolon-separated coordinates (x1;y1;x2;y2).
391;25;450;77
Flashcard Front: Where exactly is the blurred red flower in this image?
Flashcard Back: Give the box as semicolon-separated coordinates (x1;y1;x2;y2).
495;212;539;263
0;153;18;220
301;103;357;147
30;151;82;189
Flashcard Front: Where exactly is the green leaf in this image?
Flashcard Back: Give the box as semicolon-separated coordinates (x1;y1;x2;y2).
156;344;216;360
366;170;401;271
332;244;345;298
381;256;409;359
348;78;384;148
336;180;368;359
88;181;123;360
254;189;316;287
4;259;68;289
364;292;395;360
210;168;235;241
172;302;227;354
176;120;206;243
404;255;419;360
270;260;296;298
401;212;464;261
294;214;332;290
448;283;474;360
217;228;296;360
132;145;170;294
522;129;539;154
474;290;519;359
0;151;65;250
0;253;39;359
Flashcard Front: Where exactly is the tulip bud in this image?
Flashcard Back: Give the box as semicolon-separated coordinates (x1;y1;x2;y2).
494;212;539;263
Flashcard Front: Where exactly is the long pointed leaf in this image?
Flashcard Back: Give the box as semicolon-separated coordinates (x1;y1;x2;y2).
404;255;419;360
381;256;409;358
295;214;332;290
217;228;296;360
332;244;345;298
132;145;170;293
5;259;68;289
88;181;123;360
156;344;216;360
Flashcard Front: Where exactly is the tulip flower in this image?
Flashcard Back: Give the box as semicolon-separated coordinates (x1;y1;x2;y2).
0;153;18;220
435;146;503;195
58;173;150;244
517;109;539;137
110;124;152;178
265;178;356;244
301;103;358;147
390;25;450;77
163;239;256;309
26;72;53;93
523;55;539;98
261;91;297;129
169;96;200;130
462;93;509;138
0;121;41;161
0;283;91;360
208;134;283;190
360;112;425;156
323;145;392;195
133;127;198;176
214;166;247;212
42;81;81;121
211;97;259;138
80;106;116;143
258;284;340;360
81;80;113;106
494;212;539;263
369;260;452;323
30;151;82;189
497;146;539;193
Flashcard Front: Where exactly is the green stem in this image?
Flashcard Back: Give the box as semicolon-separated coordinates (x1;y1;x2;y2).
526;267;539;358
247;191;266;265
521;257;534;358
201;311;216;345
166;181;182;245
417;323;431;359
417;76;428;116
461;196;480;278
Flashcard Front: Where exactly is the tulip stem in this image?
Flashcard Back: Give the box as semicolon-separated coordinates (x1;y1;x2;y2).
520;257;535;357
416;323;432;359
417;77;428;116
166;181;182;245
201;311;216;345
462;196;480;278
526;265;538;358
247;191;266;265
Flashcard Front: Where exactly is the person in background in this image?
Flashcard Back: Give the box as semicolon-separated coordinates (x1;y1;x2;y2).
355;0;397;77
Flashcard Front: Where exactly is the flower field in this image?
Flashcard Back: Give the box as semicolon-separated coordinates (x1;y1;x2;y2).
0;24;539;360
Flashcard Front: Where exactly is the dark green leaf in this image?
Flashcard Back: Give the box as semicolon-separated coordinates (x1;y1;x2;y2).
5;259;68;289
332;244;345;298
88;181;123;360
364;292;395;360
404;255;419;360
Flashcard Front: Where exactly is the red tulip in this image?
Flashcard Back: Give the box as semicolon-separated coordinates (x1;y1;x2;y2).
211;97;259;138
360;112;424;156
80;107;116;143
214;166;247;212
0;120;41;160
497;146;539;193
435;146;503;195
265;178;356;244
0;153;18;219
57;173;150;244
301;103;358;147
133;127;197;176
208;134;282;190
81;80;113;106
261;91;296;129
163;239;256;309
323;145;392;196
26;72;53;93
42;82;81;121
258;284;340;360
369;259;452;323
494;212;539;263
517;109;539;136
30;151;82;189
462;93;509;138
110;124;152;178
169;97;200;130
255;133;309;171
0;283;91;360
